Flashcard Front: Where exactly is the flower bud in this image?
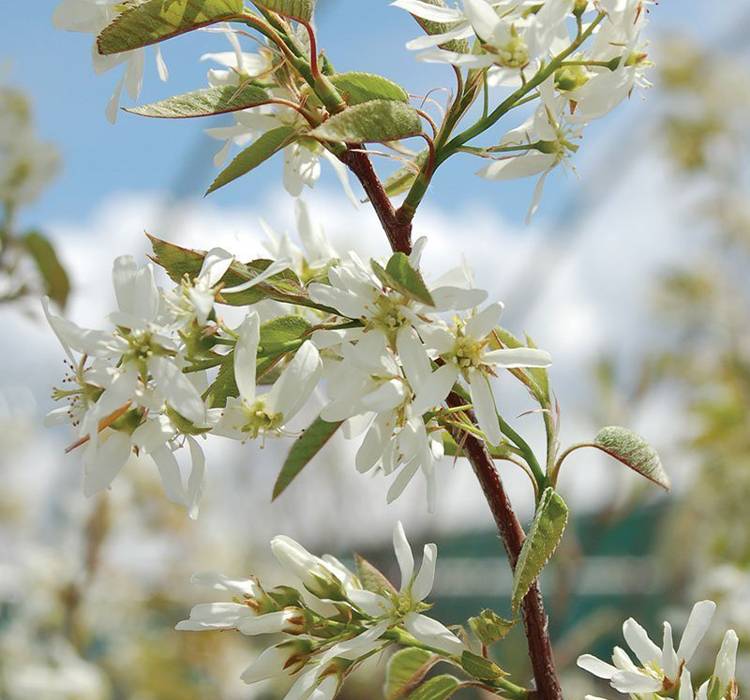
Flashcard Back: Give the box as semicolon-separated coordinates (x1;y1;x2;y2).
271;536;345;601
573;0;588;16
554;65;590;92
711;629;739;696
238;608;306;637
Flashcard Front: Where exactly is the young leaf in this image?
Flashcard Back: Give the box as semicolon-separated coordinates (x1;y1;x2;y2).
256;316;311;380
372;252;435;307
126;84;271;119
467;609;516;646
273;416;342;500
460;651;506;682
405;675;460;700
22;231;71;309
594;426;671;491
253;0;315;21
384;151;428;197
385;648;435;700
97;0;243;55
355;554;398;597
329;72;409;105
207;125;298;194
511;487;569;612
311;100;422;144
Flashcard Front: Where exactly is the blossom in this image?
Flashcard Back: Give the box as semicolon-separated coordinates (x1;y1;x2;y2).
177;522;465;697
394;0;572;81
421;302;552;445
577;600;740;698
52;0;168;122
212;312;323;441
478;78;581;221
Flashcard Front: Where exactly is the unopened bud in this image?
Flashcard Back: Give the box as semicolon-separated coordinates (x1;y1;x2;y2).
271;536;345;601
554;65;590;92
573;0;588;16
713;629;739;692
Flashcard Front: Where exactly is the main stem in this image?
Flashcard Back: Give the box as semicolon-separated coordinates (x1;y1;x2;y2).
344;148;562;699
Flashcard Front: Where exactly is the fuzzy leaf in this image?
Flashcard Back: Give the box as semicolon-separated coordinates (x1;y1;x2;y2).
594;426;671;490
372;252;435;307
97;0;243;55
207;125;298;194
22;231;71;309
311;100;422;143
511;487;568;612
126;84;271;119
460;651;506;682
403;0;470;54
355;554;398;598
405;675;460;700
468;609;516;646
384;648;436;700
329;72;409;105
273;416;342;500
253;0;315;21
384;150;428;197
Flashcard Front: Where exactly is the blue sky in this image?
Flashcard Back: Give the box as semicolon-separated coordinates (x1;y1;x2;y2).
3;1;722;232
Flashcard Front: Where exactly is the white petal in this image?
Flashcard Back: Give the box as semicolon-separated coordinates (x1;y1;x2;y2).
713;629;738;688
469;371;501;446
463;0;503;44
662;621;679;680
200;247;235;287
404;612;464;656
577;654;618;680
391;0;464;22
622;617;661;666
393;521;414;592
222;259;290;294
234;312;260;404
411;543;437;602
82;430;131;496
151;444;186;506
238;609;299;636
482;347;552;369
155;45;169;81
387;459;420;504
265;341;322;420
241;645;288;685
465;302;504;340
610;670;662;694
676;600;716;664
679;667;694;700
186;436;206;520
397;326;431;391
190;572;260;598
151;357;208;427
412;364;459;416
478;152;557;181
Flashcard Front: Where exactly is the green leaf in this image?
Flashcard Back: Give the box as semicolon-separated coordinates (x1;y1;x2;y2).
403;0;470;54
256;316;311;380
372;252;435;307
311;100;422;144
253;0;315;21
593;426;671;491
203;352;238;408
460;651;506;682
355;554;397;597
273;416;342;499
511;487;569;612
97;0;243;55
384;151;428;197
405;675;460;700
329;72;409;105
384;648;435;700
467;609;516;646
126;84;271;119
207;125;298;194
22;231;70;308
148;236;324;311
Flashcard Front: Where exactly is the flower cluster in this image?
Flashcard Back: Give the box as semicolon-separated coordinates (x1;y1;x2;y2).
45;211;550;515
578;601;739;699
395;0;652;217
177;522;465;698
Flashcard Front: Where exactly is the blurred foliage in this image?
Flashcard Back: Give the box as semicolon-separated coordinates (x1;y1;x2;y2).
0;84;70;309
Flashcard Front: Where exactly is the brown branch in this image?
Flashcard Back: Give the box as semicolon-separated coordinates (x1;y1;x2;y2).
339;148;413;255
341;148;562;699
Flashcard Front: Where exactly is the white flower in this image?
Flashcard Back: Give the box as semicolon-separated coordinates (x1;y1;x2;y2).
394;0;572;82
421;302;552;445
213;312;322;440
478;78;581;221
52;0;168;122
577;600;717;695
201;25;274;87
